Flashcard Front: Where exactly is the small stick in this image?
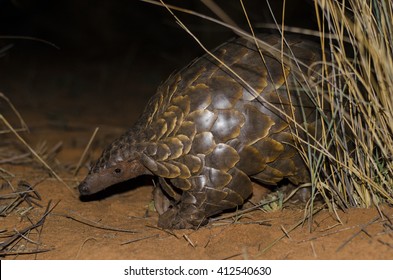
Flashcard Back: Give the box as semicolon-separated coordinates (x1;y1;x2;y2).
62;211;138;233
183;234;196;248
310;241;318;258
280;225;292;240
13;228;41;245
377;239;393;249
0;248;52;256
222;253;243;260
121;234;159;245
74;127;99;176
0;153;30;164
336;216;380;252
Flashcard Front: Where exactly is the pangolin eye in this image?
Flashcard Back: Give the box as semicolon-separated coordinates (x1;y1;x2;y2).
114;168;122;174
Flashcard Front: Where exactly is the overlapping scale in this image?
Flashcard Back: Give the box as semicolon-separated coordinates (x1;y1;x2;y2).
235;145;266;175
177;154;203;174
161;111;177;137
158;177;181;200
191;132;216;155
166;105;184;135
238;104;275;145
225;168;253;201
253;91;292;134
252;137;284;163
162;137;184;160
177;121;196;139
205;187;227;204
211;109;245;142
208;76;243;109
252;165;285;185
155;143;170;161
141;153;158;173
270;132;297;159
186;109;217;132
176;134;192;155
149;118;167;141
158;161;181;178
171;95;190;117
167;160;191;179
221;189;244;206
205;143;239;172
170;178;192;190
187;84;212;110
205;167;232;189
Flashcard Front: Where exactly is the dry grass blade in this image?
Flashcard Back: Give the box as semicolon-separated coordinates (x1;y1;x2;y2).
0;180;42;217
311;0;393;208
0;114;74;196
0;200;59;256
73;127;99;176
0;152;30;164
0;248;52;256
201;0;239;28
75;237;97;259
0;92;28;134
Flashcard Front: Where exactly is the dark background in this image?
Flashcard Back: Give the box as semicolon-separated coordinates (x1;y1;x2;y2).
0;0;318;127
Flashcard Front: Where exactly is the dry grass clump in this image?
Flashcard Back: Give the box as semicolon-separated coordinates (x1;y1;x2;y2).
309;0;393;209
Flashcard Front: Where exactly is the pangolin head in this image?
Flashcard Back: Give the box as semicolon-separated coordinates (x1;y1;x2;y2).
78;136;150;196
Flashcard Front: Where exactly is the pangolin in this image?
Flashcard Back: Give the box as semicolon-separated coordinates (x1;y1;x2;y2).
78;34;326;229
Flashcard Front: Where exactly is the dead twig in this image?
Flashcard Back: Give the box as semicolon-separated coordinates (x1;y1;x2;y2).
336;216;380;252
0;200;59;256
0;180;42;216
121;234;159;245
61;211;138;233
0;153;30;164
0;248;52;256
183;234;196;248
257;206;324;256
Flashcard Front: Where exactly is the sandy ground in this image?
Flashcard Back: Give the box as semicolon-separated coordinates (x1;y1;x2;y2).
1;113;393;260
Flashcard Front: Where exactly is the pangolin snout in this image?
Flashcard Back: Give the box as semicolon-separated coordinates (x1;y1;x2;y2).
78;181;91;196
